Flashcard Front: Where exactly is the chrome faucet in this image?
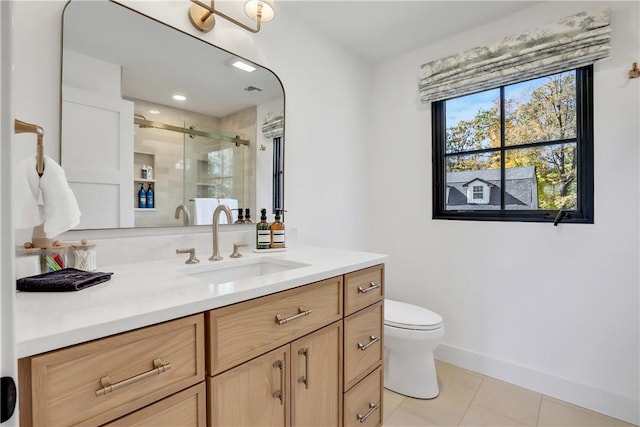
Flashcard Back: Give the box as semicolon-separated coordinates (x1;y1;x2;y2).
174;204;191;226
210;204;233;261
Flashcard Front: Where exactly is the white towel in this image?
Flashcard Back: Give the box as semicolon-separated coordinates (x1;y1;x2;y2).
217;199;238;224
194;198;219;225
14;155;43;230
13;154;81;238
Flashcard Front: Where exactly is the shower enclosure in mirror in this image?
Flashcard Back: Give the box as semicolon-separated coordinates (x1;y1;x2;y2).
60;0;285;230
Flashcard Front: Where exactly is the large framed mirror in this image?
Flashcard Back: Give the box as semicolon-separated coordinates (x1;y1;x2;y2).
60;0;285;229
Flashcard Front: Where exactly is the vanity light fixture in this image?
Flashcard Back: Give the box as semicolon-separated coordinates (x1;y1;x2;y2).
173;94;187;101
232;60;256;72
188;0;274;33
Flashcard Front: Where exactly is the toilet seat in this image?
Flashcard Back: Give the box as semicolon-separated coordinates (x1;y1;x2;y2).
385;299;442;331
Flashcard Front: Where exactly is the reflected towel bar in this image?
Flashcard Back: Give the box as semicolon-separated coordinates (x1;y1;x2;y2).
14;119;44;176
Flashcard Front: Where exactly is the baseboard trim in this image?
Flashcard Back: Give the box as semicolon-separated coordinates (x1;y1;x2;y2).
435;343;640;425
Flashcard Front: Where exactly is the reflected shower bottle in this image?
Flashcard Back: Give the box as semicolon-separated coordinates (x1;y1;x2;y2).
138;184;147;208
146;184;154;209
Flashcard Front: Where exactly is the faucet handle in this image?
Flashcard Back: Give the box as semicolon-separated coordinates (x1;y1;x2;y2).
230;243;248;258
176;248;200;264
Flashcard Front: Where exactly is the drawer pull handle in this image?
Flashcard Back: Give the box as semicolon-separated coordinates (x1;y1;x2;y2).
273;359;286;405
298;347;310;389
357;402;379;423
357;335;380;351
95;358;171;397
357;282;380;294
275;306;312;325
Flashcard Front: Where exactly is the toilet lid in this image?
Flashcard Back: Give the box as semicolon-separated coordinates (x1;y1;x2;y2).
384;299;443;331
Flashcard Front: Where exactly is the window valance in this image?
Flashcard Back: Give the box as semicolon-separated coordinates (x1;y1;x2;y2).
418;9;610;103
261;111;284;139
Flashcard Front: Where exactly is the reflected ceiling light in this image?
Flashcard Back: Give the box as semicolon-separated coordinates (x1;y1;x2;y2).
173;94;187;101
149;110;160;114
188;0;274;33
232;60;256;72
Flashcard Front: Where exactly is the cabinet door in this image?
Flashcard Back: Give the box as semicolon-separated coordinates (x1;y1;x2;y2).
208;345;290;427
291;321;343;427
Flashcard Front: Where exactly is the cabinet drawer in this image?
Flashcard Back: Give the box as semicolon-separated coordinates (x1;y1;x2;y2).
344;301;383;391
343;367;383;427
208;277;343;375
344;265;384;315
103;382;206;427
20;314;205;427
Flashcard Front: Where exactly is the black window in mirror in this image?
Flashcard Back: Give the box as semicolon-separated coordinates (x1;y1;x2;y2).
272;136;284;213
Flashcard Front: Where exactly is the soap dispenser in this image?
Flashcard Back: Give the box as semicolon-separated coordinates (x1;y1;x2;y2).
269;209;285;249
256;208;270;249
244;208;253;224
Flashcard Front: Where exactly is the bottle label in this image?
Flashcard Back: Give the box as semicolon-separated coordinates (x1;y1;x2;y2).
257;230;270;244
272;230;285;244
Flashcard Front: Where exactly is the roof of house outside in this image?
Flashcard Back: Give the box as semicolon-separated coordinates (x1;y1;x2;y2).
446;166;537;210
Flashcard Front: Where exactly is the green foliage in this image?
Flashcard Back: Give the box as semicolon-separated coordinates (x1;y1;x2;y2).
446;72;577;209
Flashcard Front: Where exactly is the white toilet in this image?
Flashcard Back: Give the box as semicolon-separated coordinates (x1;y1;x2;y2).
384;298;445;399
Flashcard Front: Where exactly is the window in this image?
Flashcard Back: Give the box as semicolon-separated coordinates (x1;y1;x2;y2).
472;186;484;200
432;66;594;223
272;136;284;212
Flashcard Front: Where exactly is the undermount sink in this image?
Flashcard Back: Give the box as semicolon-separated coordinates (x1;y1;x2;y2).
178;257;309;285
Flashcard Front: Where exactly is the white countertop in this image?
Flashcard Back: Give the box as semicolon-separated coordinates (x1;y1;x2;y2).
15;246;387;358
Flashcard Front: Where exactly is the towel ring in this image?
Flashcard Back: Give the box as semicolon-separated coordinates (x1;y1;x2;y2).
14;119;45;176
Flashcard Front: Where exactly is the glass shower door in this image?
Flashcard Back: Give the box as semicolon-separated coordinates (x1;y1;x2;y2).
183;122;246;224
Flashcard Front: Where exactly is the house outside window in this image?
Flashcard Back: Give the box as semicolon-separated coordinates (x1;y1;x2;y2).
431;66;594;223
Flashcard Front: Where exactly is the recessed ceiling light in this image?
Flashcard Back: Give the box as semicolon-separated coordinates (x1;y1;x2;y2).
149;110;160;114
232;60;256;72
173;94;186;101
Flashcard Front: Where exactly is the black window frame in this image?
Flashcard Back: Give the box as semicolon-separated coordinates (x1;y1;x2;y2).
431;65;594;224
272;136;284;213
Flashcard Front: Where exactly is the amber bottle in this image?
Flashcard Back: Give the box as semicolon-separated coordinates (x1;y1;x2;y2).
270;209;285;249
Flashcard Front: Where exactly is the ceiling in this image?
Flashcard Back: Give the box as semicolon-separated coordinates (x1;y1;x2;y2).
281;1;540;63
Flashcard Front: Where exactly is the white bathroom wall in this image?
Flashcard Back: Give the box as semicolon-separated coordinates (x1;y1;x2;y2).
367;1;640;423
12;0;372;250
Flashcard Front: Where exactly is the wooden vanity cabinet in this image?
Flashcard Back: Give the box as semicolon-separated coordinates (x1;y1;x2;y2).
17;263;385;427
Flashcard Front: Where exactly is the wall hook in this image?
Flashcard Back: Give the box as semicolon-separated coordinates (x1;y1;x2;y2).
629;62;640;79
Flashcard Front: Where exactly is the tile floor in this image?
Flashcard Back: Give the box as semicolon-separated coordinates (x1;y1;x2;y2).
383;361;638;427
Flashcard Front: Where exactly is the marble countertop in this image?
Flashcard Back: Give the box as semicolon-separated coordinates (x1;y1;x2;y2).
15;245;387;358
